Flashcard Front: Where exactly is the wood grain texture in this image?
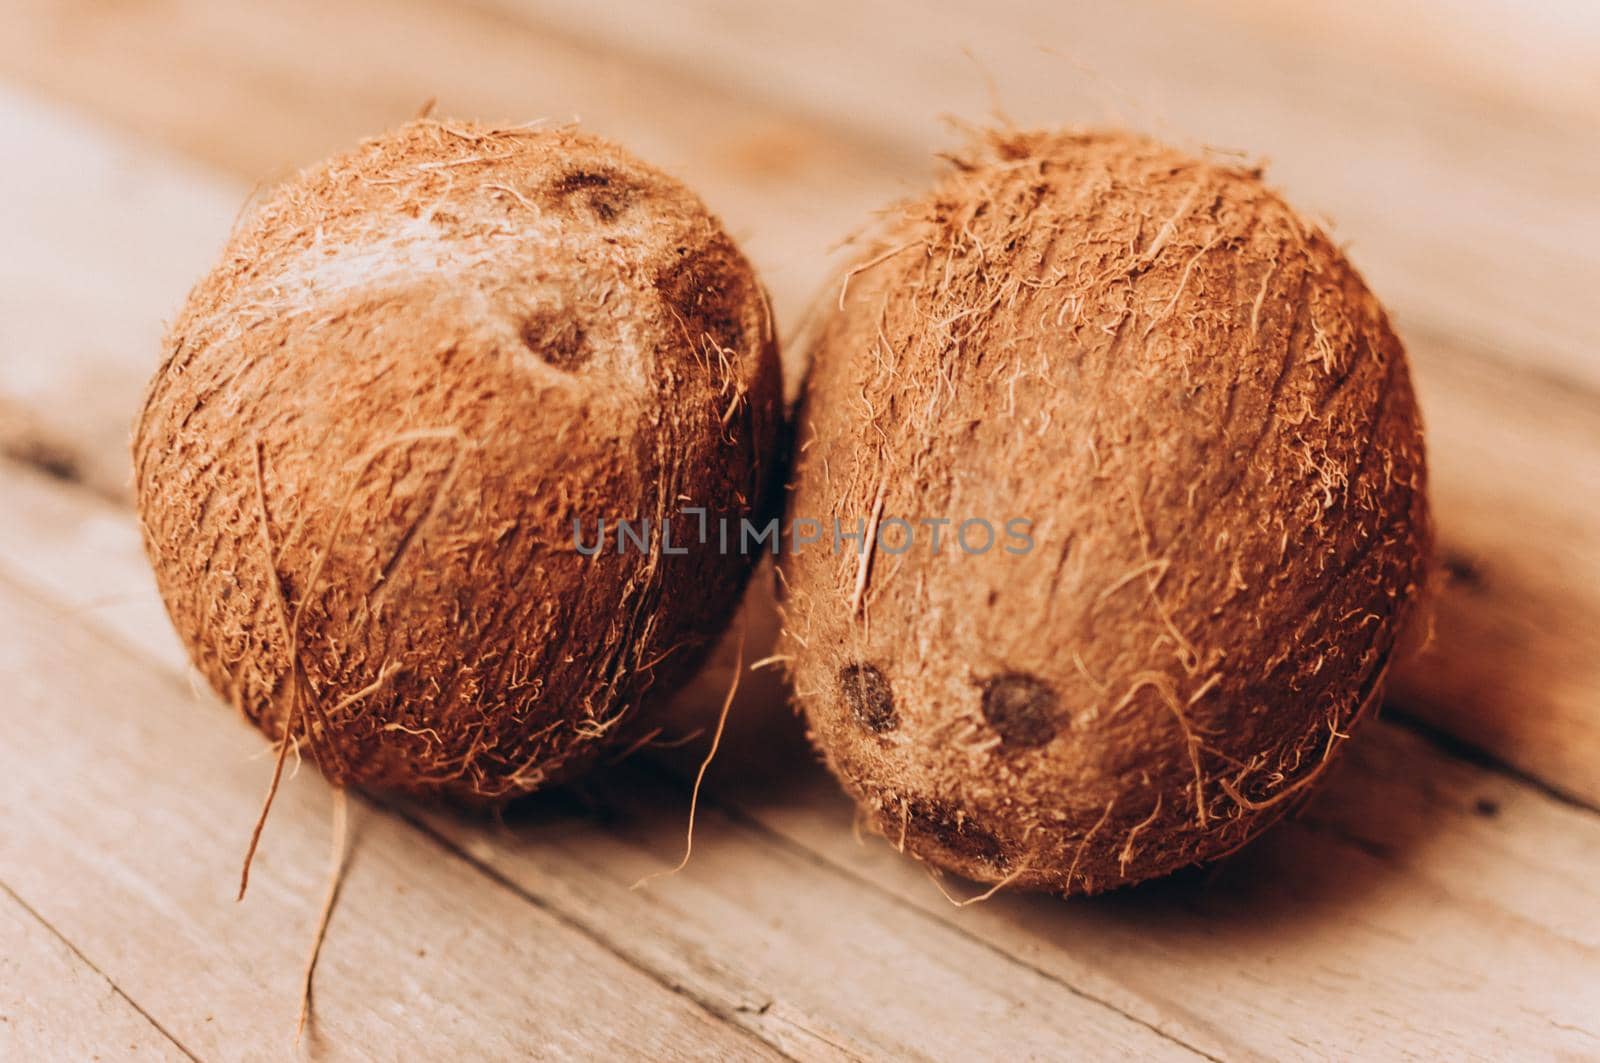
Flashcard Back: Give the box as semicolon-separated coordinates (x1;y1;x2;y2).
0;460;1197;1059
720;722;1600;1060
0;566;784;1062
3;445;1598;1058
498;0;1600;386
0;1;1598;1056
0;88;241;502
0;0;1596;802
0;886;190;1061
0;0;906;350
1393;340;1600;802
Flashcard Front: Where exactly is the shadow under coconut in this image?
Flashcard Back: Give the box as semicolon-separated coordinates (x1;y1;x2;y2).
594;559;1454;898
1083;718;1447;913
621;560;818;801
856;714;1492;1018
475;560;817;841
458;555;1482;1037
650;566;1453;919
672;679;1474;963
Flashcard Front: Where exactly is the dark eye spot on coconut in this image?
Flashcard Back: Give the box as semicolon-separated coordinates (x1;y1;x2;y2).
1442;552;1486;593
654;242;749;361
980;671;1062;749
518;312;587;371
554;169;611;193
553;169;629;223
903;798;1006;865
839;662;896;733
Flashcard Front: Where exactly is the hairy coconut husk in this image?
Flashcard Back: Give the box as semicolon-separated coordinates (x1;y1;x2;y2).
134;120;782;802
779;129;1431;894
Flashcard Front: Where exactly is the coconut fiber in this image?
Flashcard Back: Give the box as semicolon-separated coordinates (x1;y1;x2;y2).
780;129;1431;894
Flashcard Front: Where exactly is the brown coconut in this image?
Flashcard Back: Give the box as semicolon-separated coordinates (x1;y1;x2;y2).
780;129;1430;894
134;120;781;802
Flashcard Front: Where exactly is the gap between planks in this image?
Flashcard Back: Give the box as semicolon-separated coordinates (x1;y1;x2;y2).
0;3;1597;805
0;566;799;1062
2;454;1598;1057
0;469;1206;1057
0;880;198;1062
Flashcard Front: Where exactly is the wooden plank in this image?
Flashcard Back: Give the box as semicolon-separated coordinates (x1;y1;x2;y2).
434;733;1600;1059
0;0;905;350
3;2;1600;806
0;455;1199;1058
495;0;1600;389
406;778;1203;1060
713;721;1600;1061
1;3;1595;1056
0;886;189;1061
0;560;781;1058
4;437;1599;1058
0;86;243;502
1210;0;1600;122
8;0;1594;394
1393;337;1600;799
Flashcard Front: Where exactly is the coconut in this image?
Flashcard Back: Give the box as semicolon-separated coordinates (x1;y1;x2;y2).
779;129;1431;894
134;119;782;802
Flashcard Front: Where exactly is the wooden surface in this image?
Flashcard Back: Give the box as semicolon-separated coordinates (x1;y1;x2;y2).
1;2;1597;1059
